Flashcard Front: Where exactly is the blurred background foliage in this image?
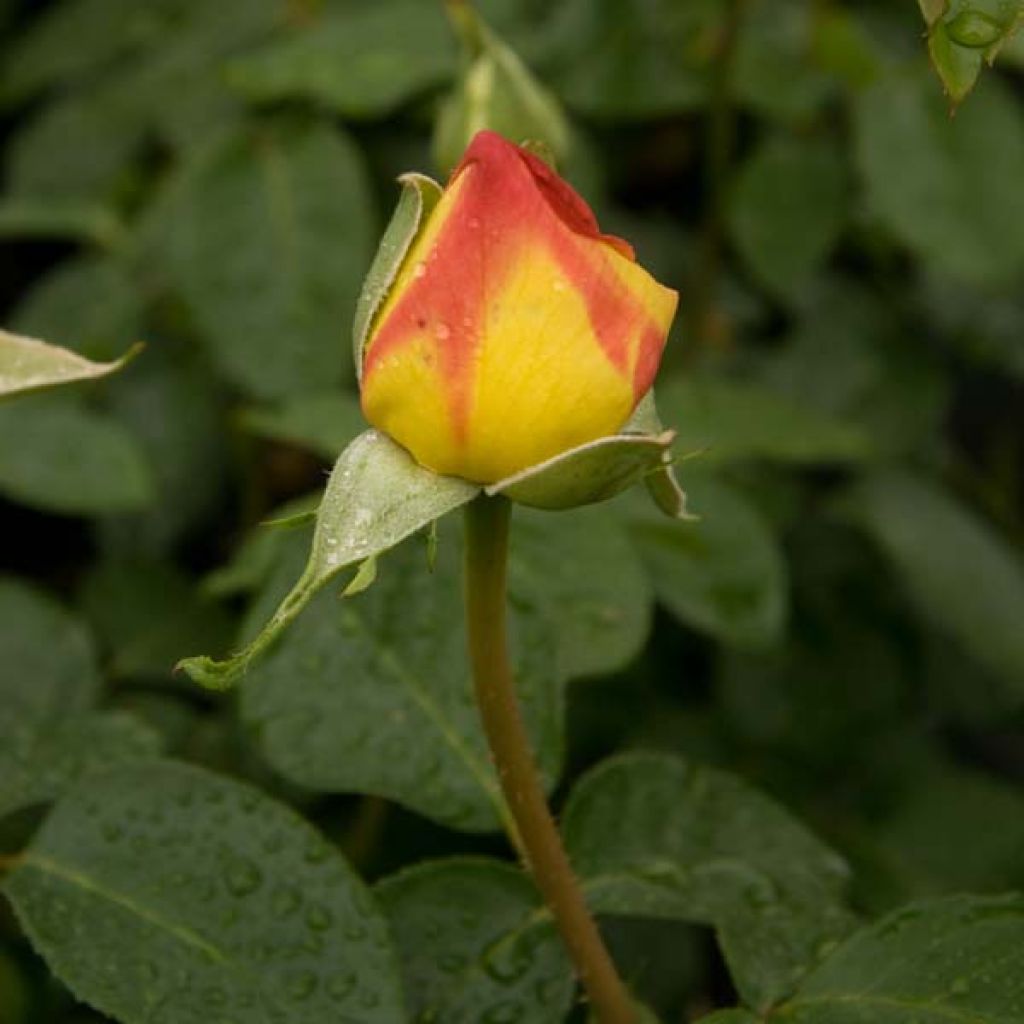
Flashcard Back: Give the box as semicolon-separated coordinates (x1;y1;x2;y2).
1;0;1023;1021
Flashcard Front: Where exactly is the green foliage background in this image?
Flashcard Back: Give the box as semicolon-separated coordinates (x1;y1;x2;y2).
1;1;1023;1022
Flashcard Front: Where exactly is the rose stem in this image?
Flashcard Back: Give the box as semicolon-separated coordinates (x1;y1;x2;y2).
463;494;636;1024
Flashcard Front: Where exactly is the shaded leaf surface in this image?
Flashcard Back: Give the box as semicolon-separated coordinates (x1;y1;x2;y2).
856;70;1024;286
239;524;558;832
159;117;375;398
847;471;1024;692
377;858;572;1024
628;476;788;647
0;398;153;514
0;577;157;820
3;761;406;1024
563;753;856;1009
774;895;1024;1022
511;504;652;681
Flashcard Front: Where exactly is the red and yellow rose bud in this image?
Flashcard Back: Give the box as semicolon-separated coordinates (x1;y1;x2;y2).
360;130;678;484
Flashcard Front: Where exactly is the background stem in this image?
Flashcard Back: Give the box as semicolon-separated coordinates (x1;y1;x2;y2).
463;495;636;1024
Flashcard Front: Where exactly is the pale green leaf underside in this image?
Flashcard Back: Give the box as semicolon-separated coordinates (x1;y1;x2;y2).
179;429;478;689
0;329;140;401
3;761;405;1024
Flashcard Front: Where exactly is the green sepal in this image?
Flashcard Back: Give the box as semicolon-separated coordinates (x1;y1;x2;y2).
352;172;442;383
0;329;142;402
486;429;678;511
179;429;479;689
624;389;694;520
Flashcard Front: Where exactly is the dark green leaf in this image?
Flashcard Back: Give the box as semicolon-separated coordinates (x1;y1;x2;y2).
511;504;653;680
728;135;848;300
242;391;367;461
846;471;1024;692
0;397;153;514
10;256;144;362
227;0;456;118
3;761;406;1024
550;0;718;116
377;858;572;1024
775;895;1024;1022
657;376;870;465
239;523;558;832
628;475;788;648
563;752;856;1010
158;117;376;399
0;577;158;820
0;712;159;822
856;70;1024;286
79;559;235;679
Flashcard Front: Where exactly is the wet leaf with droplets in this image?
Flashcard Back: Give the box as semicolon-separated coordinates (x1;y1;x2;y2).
776;894;1024;1022
562;752;857;1010
238;521;559;832
2;761;406;1024
0;577;159;821
377;858;572;1024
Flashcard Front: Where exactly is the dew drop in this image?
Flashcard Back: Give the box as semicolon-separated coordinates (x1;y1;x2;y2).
413;262;427;279
327;972;356;1001
286;970;318;1001
223;856;262;897
435;323;451;341
306;905;333;931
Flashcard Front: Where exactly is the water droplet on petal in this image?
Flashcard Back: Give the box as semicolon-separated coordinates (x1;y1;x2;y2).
435;323;451;341
413;262;427;279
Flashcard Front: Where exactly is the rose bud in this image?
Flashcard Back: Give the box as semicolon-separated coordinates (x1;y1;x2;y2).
360;130;678;484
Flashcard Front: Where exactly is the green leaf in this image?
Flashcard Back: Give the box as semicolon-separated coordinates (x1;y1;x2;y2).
846;471;1024;693
657;375;870;465
873;751;1024;898
158;117;376;399
180;430;479;690
377;858;572;1024
928;19;984;103
762;282;950;456
488;430;679;510
562;752;856;1010
434;3;572;175
775;895;1024;1022
0;577;158;820
0;576;102;716
238;522;558;832
0;0;183;103
0;198;123;246
3;761;406;1024
628;475;788;648
551;0;719;116
10;256;143;362
0;712;159;822
226;0;456;118
241;391;367;461
734;0;836;122
727;135;848;300
95;342;232;555
0;329;140;402
855;69;1024;286
511;504;653;680
697;1012;758;1024
79;559;235;679
0;398;153;515
353;172;442;383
